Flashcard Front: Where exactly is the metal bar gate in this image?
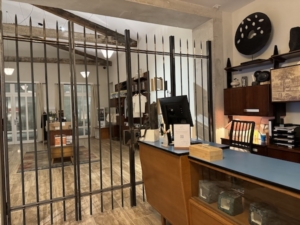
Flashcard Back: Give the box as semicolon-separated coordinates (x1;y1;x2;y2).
0;12;213;225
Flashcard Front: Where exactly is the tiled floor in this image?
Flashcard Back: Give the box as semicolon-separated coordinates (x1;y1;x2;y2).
6;138;162;225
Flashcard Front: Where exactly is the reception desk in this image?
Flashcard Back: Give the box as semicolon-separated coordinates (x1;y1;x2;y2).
139;140;300;225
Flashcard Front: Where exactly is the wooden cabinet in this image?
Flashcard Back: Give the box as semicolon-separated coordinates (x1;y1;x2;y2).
189;157;300;225
267;145;300;163
224;87;244;115
221;138;300;162
224;85;278;116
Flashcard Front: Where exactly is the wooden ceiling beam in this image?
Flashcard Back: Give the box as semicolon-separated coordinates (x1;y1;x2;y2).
3;23;124;46
24;36;112;66
4;56;102;65
33;5;137;47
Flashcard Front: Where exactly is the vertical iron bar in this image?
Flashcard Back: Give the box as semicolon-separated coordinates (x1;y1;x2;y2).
43;19;53;225
162;37;166;98
206;41;214;142
137;33;142;126
187;40;190;101
193;41;198;139
115;30;124;207
169;36;175;97
145;35;150;125
0;10;10;225
83;26;93;215
94;29;104;212
29;17;40;225
56;21;66;222
154;35;158;103
180;39;183;95
15;15;26;225
125;29;136;207
200;42;205;141
68;21;80;221
104;31;114;211
95;29;105;212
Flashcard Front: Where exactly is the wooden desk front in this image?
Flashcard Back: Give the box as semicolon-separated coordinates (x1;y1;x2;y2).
139;142;191;225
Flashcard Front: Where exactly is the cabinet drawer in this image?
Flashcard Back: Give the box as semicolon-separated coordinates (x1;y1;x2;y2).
189;198;236;225
252;145;268;156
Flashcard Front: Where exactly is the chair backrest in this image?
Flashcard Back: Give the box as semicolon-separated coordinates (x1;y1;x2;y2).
229;120;255;152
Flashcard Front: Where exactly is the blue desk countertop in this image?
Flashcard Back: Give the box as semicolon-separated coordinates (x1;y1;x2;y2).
139;140;300;192
139;140;229;156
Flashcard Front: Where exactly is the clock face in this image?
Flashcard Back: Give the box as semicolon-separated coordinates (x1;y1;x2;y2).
235;12;272;55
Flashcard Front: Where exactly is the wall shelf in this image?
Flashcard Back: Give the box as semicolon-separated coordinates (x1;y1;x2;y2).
225;58;273;72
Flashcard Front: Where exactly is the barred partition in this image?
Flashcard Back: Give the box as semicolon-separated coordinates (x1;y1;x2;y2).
0;12;212;225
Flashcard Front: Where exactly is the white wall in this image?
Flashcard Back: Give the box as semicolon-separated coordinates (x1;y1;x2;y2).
225;0;300;124
4;40;109;110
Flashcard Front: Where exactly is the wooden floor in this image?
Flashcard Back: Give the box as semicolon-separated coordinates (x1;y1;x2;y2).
5;138;162;225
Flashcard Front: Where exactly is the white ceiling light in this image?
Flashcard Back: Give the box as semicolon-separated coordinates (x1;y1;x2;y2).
4;68;14;76
80;71;90;78
101;50;114;58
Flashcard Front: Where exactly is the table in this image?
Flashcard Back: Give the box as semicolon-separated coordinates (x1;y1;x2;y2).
50;145;73;164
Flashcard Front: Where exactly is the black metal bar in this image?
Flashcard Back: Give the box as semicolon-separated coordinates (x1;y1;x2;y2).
83;26;93;215
200;42;205;141
180;39;183;95
29;17;40;225
145;35;150;125
193;41;198;139
68;21;80;221
162;37;166;98
94;28;104;212
154;35;158;103
115;30;124;207
56;21;67;222
187;40;190;101
206;41;214;142
104;31;114;211
137;33;142;132
15;15;26;225
0;11;10;225
43;19;54;225
169;36;175;97
125;29;136;207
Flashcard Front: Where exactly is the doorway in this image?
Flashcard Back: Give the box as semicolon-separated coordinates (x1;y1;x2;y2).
5;83;36;144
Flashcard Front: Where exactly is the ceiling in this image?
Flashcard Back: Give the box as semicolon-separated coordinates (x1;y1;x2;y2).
6;0;255;34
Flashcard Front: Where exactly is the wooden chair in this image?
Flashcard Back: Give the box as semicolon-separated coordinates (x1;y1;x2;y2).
229;120;255;153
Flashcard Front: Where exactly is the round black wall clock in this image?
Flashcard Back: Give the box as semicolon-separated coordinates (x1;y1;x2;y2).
235;12;272;55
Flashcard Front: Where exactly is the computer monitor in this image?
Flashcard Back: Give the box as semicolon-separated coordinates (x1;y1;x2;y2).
159;95;194;145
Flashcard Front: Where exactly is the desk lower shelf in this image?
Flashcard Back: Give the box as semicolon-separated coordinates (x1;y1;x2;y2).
50;145;73;164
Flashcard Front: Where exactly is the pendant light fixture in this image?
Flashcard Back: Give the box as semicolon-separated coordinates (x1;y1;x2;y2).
80;71;90;78
101;49;114;58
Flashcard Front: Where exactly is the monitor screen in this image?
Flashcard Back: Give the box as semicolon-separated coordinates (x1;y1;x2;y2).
159;95;194;130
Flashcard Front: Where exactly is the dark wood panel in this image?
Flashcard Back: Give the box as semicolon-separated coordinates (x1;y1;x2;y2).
268;147;300;163
244;85;272;116
224;88;244;115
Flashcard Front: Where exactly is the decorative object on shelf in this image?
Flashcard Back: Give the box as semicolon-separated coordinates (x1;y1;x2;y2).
218;190;244;216
235;12;272;55
151;77;164;91
271;64;300;102
230;78;240;88
252;70;270;85
241;76;248;87
289;27;300;52
198;180;223;203
249;202;277;225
